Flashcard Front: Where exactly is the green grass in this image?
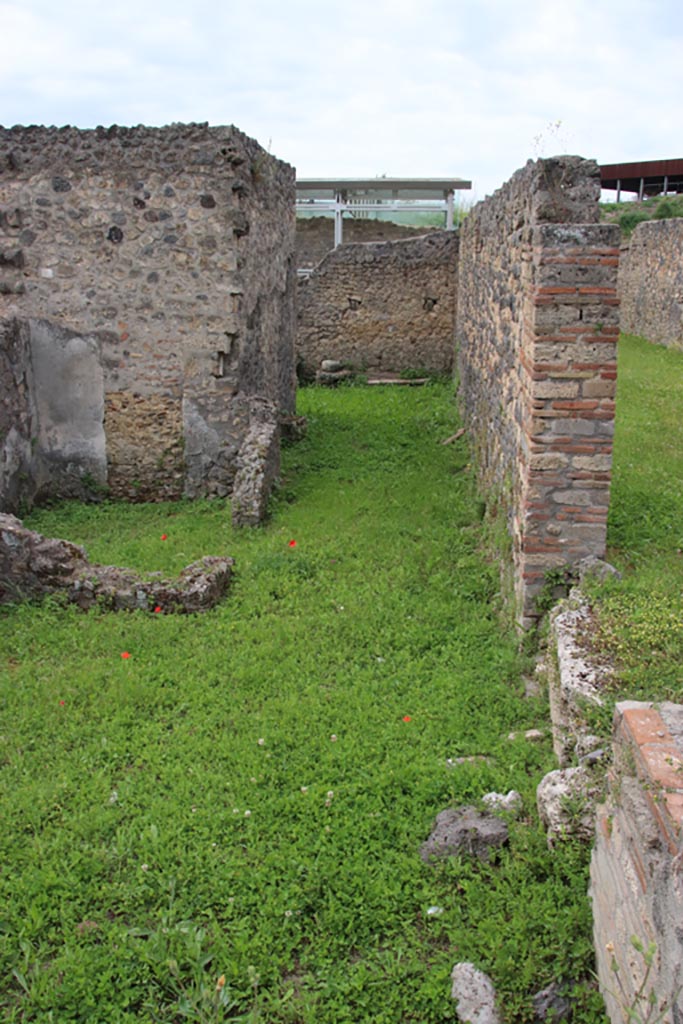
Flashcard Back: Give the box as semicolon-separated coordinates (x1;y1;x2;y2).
581;335;683;708
600;194;683;236
0;384;606;1023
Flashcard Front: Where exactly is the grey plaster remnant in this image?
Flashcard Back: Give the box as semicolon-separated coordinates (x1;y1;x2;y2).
420;807;509;862
29;319;107;492
231;398;280;527
0;317;108;510
0;514;233;613
450;963;500;1024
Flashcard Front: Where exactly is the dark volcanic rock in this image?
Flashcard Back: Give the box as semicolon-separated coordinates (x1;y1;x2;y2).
420;806;509;862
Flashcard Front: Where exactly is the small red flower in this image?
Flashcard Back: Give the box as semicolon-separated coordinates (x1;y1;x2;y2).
402;715;412;722
121;651;131;660
154;606;162;614
59;700;65;706
288;539;297;548
161;533;168;541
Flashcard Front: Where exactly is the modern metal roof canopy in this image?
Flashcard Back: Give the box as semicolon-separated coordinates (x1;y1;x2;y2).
600;159;683;201
296;177;472;246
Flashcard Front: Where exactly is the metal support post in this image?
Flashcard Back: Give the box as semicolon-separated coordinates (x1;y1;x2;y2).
446;189;455;230
334;192;343;248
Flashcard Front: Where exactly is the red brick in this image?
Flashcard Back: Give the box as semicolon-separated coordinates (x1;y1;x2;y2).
573;362;617;371
536;286;579;295
552;399;600;411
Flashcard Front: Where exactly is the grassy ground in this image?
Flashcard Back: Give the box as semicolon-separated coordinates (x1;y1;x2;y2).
581;334;683;712
600;194;683;236
0;383;605;1023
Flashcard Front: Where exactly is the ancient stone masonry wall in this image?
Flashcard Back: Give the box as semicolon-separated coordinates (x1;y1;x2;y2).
456;157;620;627
296;215;439;271
0;123;295;510
591;702;683;1024
618;219;683;349
297;232;458;377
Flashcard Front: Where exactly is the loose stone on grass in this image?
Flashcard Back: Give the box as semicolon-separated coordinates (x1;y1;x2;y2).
420;807;509;862
536;765;600;845
481;790;522;815
531;980;574;1022
450;963;500;1024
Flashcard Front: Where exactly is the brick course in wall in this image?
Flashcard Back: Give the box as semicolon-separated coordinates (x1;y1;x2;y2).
0;123;296;508
591;702;683;1024
297;231;458;377
618;219;683;349
456;157;620;627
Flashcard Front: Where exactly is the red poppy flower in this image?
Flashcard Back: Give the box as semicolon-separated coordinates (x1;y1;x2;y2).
288;539;297;548
59;700;65;706
402;715;412;722
161;533;168;541
154;606;162;614
121;651;131;660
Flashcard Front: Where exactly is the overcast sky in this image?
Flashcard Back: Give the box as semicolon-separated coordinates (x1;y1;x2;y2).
1;0;681;201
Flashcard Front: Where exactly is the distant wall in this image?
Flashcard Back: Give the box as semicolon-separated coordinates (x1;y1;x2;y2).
297;232;458;377
618;220;683;348
296;216;439;270
0;123;296;510
591;701;683;1024
456;157;620;627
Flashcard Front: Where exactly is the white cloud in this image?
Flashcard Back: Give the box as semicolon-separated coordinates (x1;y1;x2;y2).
1;0;682;196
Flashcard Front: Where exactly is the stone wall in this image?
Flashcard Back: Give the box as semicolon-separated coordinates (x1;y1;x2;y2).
296;215;439;270
618;220;683;349
297;232;458;378
0;513;233;612
0;123;296;510
456;157;620;627
591;702;683;1024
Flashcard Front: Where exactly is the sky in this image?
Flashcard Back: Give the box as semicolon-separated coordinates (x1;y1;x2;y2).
1;0;682;202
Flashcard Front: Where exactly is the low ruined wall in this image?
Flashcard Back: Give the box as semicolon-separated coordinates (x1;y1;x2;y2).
297;232;458;377
591;702;683;1024
456;157;620;627
296;215;439;271
618;220;683;349
0;123;295;509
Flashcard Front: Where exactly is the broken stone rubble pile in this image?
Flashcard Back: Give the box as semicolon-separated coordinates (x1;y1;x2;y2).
0;514;233;613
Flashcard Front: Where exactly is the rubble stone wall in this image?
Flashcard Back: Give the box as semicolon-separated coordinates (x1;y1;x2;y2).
618;220;683;349
297;232;458;377
296;215;439;270
456;157;620;627
0;123;296;509
591;702;683;1024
